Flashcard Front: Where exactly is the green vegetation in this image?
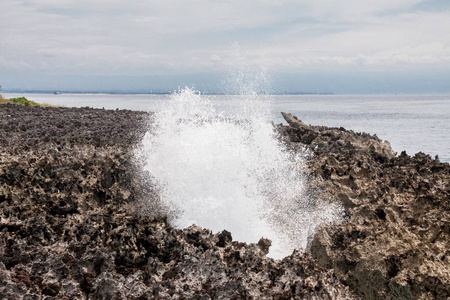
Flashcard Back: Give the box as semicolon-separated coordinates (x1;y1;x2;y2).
0;82;53;107
0;93;56;107
7;97;41;106
0;83;47;106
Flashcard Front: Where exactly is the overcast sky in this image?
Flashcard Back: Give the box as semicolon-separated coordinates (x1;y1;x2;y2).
1;0;450;93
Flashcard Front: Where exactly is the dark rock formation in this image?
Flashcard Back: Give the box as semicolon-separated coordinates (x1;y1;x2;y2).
0;105;354;299
1;104;448;299
281;113;450;300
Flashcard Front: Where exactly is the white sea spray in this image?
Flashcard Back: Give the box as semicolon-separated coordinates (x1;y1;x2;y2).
140;85;341;259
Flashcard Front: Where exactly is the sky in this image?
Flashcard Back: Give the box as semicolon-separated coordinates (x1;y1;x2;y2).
1;0;450;94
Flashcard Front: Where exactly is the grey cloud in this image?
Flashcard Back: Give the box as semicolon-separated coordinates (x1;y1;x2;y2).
1;0;450;92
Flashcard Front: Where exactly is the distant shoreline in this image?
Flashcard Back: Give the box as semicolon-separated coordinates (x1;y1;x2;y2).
5;90;450;96
3;90;335;96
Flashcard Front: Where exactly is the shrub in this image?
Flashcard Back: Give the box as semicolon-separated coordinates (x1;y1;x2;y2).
8;97;40;106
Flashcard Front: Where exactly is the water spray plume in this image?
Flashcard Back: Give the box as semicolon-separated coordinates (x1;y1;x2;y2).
141;70;340;259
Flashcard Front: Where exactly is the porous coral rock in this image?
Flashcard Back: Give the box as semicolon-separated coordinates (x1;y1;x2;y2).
0;105;355;299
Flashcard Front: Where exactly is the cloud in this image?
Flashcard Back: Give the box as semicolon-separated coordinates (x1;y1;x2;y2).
1;0;450;79
306;0;424;19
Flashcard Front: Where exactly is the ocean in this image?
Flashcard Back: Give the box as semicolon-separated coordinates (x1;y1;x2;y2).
4;92;450;163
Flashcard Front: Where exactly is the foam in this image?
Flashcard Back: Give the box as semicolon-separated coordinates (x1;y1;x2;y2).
141;87;340;258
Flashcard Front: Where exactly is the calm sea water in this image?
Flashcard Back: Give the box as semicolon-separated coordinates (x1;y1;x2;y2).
4;93;450;162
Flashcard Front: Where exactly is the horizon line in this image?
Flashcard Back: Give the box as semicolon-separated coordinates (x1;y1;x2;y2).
3;89;450;96
3;89;336;96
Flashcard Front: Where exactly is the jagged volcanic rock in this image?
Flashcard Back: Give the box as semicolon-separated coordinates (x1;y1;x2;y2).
281;112;450;300
0;105;354;299
1;104;448;299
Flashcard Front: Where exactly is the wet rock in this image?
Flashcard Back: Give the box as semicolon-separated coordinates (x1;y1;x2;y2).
281;112;450;299
257;238;272;255
4;105;446;299
216;230;232;247
0;105;355;299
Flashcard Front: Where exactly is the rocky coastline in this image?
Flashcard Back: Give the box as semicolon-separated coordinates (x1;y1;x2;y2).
0;104;448;299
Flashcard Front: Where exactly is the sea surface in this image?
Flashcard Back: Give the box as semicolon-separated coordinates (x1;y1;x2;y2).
4;93;450;162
